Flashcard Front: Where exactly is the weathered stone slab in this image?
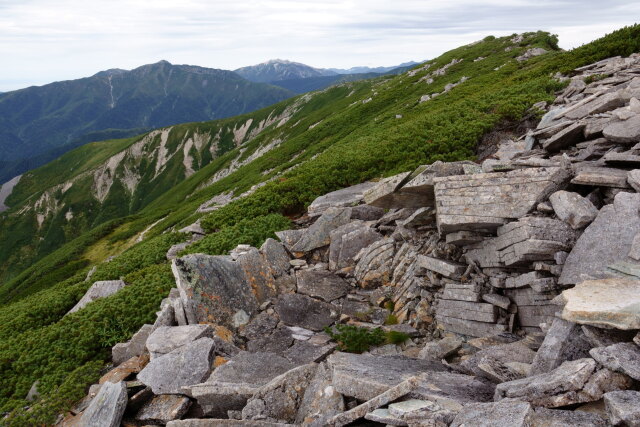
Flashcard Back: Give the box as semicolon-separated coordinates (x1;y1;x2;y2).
78;381;127;427
549;190;598;229
308;182;376;216
417;255;466;279
442;284;481;302
260;238;291;278
436;300;497;323
354;238;395;288
275;294;337;331
283;340;335;365
363;172;413;209
328;222;382;271
564;91;626;120
246;326;294;354
138;338;216;395
560;193;640;285
530;407;607;426
571;166;630;188
590;342;640;381
418;336;462;360
530;318;592;375
189;351;297;418
517;304;558;328
135;394;191;424
291;207;353;252
604;390;640;426
495;358;633;408
434;167;571;234
67;280;127;314
542;121;586;152
275;229;305;252
450;400;532;427
100;354;148;384
112;324;154;365
445;230;485;246
327;352;448;401
411;371;495;407
581;325;637;347
603;113;640;143
436;315;507;337
560;278;640;329
172;254;274;329
167;420;289;426
242;363;317;423
295;362;344;426
146;325;214;359
482;293;511;309
296;269;350;302
460;341;536;382
364;408;406;425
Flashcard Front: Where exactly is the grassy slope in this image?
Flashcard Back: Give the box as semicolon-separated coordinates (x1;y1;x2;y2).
0;26;639;425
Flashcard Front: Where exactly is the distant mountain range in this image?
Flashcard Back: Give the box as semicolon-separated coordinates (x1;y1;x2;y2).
327;61;419;74
0;61;294;184
235;59;337;83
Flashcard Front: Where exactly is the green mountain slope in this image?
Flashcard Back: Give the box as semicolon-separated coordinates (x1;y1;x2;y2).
0;60;294;185
1;27;640;425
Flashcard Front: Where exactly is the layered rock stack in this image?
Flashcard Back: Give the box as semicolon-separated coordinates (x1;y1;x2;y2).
60;54;640;426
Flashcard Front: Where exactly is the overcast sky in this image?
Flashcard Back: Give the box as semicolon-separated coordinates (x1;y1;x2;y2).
0;0;638;91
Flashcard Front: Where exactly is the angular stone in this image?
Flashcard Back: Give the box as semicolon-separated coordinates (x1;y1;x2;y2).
138;338;216;395
434;167;571;234
590;342;640;381
172;254;275;329
242;363;317;423
291;207;353;252
260;238;291;278
239;312;278;341
417;255;466;279
189;351;297;417
436;315;508;337
350;204;385;221
135;394;191;424
100;354;148;384
327;352;448;401
78;381;127;427
442;284;482;302
495;358;633;408
445;230;485;246
530;318;592;375
296;269;350;302
295;362;345;426
388;399;439;418
604;390;640;426
603;114;640;143
460;341;536;382
354;238;395;288
400;207;436;227
603;151;640;166
329;222;381;271
275;229;305;252
549;190;598;229
628;169;640;192
482;293;511;310
530;407;607;426
542;121;586;152
571;166;630;188
283;340;335;365
67;280;127;314
364;408;406;425
419;336;462;360
112;324;154;365
436;300;497;323
246;326;293;354
363;172;412;208
450;400;532;427
411;371;495;409
560;193;640;285
308;182;376;216
560;278;640;329
581;325;637;347
146;325;214;359
275;294;336;331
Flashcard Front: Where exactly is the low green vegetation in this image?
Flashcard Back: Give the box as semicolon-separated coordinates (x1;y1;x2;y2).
325;325;387;353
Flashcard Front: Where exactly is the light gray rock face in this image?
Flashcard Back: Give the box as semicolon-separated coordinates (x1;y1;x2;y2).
291;207;353;253
172;254;275;329
417;255;466;279
450;400;532;427
138;337;216;395
275;229;305;252
146;325;214;359
581;325;637;347
260;238;291;278
542;122;586;152
560;192;640;285
628;169;640;192
307;182;376;216
295;269;350;302
549;190;598;229
560;278;640;329
495;358;633;408
531;407;607;426
189;351;297;417
242;363;318;423
530;318;592;375
434;167;571;234
418;336;462;360
604;390;640;426
135;394;192;424
295;362;345;426
590;342;640;381
516;47;548;62
67;280;127;314
460;341;536;382
112;324;154;365
363;172;413;209
564;91;627;120
328;221;382;271
275;293;337;331
78;381;127;427
327;352;448;401
603;113;640;143
571;166;630;188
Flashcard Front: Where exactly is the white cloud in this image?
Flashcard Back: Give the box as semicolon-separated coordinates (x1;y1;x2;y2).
0;0;638;90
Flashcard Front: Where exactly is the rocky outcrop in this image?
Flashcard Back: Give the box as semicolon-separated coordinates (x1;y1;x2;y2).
66;280;127;315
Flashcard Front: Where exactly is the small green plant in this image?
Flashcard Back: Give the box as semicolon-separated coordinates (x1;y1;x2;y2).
583;73;608;84
384;300;395;311
384;314;399;325
385;330;410;345
325;325;386;353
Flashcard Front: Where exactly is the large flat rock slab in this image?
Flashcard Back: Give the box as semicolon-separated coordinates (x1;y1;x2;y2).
560;278;640;329
146;325;214;359
604;390;640;426
291;207;352;253
275;293;337;331
434;167;571;234
451;400;532;427
560;192;640;285
296;269;350;302
590;342;640;381
308;182;376;216
134;394;191;424
67;280;127;314
78;381;127;427
327;352;449;401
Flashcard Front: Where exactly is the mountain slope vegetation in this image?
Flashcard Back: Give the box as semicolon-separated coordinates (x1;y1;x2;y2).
1;26;640;425
0;60;294;185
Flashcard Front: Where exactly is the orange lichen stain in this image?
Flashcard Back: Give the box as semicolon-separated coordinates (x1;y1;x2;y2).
215;325;234;342
214;356;229;368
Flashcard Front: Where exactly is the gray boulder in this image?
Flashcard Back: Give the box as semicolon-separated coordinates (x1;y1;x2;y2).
604;390;640;426
328;222;381;271
603;113;640;143
419;336;463;360
67;280;127;314
530;318;592;375
296;269;350;302
307;182;376;216
78;381;127;427
291;207;352;253
146;325;214;359
530;408;607;426
451;400;532;427
138;337;216;394
260;238;291;278
295;362;345;426
135;394;192;424
112;324;154;365
275;294;337;331
549;190;598;229
590;342;640;381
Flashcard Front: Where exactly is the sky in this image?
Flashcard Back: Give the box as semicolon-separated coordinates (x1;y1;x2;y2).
0;0;638;92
